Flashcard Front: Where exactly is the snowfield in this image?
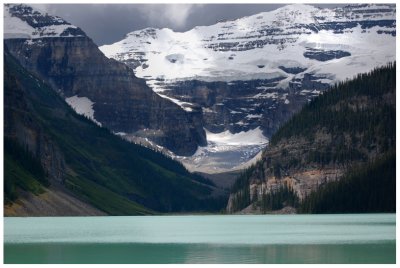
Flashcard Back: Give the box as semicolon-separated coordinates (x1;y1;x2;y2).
100;4;395;86
65;96;102;126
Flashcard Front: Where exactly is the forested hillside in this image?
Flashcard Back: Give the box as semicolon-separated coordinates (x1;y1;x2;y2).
4;51;226;216
228;63;396;213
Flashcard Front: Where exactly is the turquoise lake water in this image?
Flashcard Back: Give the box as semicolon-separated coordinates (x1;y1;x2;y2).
4;214;396;264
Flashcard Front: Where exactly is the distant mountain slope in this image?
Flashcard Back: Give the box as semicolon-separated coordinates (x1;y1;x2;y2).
227;63;395;213
4;4;206;156
101;3;396;172
4;50;225;216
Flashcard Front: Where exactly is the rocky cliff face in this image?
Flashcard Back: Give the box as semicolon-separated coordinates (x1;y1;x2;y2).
4;62;66;183
4;4;206;155
226;137;346;213
162;78;315;137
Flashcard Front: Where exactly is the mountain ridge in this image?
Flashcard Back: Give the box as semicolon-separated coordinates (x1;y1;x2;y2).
4;3;207;156
100;3;396;173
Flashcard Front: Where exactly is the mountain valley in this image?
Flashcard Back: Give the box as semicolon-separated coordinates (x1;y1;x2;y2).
3;3;396;216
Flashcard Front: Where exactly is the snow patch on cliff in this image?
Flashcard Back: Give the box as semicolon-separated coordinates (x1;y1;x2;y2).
65;95;102;126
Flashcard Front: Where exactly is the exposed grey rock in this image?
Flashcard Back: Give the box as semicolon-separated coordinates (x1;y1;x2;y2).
5;38;205;156
5;4;206;156
303;48;351;61
4;184;107;216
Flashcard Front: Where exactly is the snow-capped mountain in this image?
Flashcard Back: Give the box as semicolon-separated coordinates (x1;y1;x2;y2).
100;4;396;173
4;4;85;39
101;4;395;84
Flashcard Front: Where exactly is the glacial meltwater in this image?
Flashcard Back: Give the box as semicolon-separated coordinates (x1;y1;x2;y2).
4;214;395;264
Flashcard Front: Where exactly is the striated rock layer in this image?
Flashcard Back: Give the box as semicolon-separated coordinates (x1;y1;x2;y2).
4;4;206;155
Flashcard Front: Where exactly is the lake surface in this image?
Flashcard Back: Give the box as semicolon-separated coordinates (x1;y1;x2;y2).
4;214;396;264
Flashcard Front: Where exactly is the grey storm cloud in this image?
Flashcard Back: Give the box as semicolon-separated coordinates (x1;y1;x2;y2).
31;3;345;46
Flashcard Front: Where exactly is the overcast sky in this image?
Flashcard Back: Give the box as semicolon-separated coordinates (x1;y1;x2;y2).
32;4;346;46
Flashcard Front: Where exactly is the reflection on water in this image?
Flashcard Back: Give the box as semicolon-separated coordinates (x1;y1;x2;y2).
4;214;396;264
4;242;395;264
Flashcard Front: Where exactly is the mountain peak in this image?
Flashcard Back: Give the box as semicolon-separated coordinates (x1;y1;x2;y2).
275;3;319;12
4;4;86;39
5;4;69;26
